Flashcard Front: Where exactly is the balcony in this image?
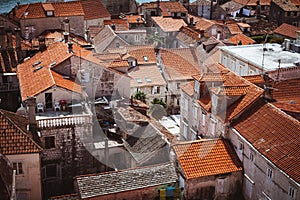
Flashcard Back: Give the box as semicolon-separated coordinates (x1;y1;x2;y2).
37;114;92;129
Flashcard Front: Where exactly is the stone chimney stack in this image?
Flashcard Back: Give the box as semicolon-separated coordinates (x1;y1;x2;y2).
26;97;37;133
63;32;69;43
68;42;73;53
38;36;46;51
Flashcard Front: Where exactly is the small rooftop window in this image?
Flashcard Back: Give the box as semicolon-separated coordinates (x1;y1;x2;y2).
143;56;148;62
34;66;44;72
145;77;152;83
49;61;56;67
32;61;41;67
136;78;143;84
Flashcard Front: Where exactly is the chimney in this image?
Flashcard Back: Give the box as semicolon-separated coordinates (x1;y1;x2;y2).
64;17;70;33
68;42;73;53
157;0;160;16
26;97;37;133
63;32;69;43
38;36;46;51
15;28;21;49
190;17;194;26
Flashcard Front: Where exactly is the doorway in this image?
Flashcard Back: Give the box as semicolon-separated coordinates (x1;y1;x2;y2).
45;93;53;109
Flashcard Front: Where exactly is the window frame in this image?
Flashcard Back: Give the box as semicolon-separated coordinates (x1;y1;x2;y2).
267;168;273;179
289;186;296;199
12;162;23;175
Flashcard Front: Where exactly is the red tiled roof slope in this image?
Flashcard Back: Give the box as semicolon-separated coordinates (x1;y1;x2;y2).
0;109;42;155
81;0;110;20
173;139;242;179
233;100;300;183
227;33;256;45
13;1;84;19
274;23;300;39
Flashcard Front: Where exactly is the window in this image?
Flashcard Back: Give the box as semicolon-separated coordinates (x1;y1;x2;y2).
238;141;243;151
193;104;198;119
202;112;206;126
153;86;160;94
46;11;54;16
183;122;188;139
116;42;120;48
42;164;61;180
210;117;216;135
177;98;180;106
45;136;55;149
289;186;296;199
183;97;188;112
249;152;254;162
176;82;180;90
135;35;140;42
143;56;148;62
13;162;23;175
267;168;273;179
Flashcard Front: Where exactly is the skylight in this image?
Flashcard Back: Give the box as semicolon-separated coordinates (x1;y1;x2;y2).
32;61;41;67
136;78;143;84
143;56;148;62
49;61;57;67
145;77;152;83
34;66;44;72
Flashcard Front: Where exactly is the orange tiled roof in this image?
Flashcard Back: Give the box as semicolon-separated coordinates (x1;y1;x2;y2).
194;17;216;31
181;81;194;96
17;42;90;101
233;100;300;183
152;16;187;32
272;0;300;11
274;23;300;39
227;23;243;35
109;60;129;68
81;0;110;20
196;65;264;121
227;33;256;45
125;47;157;65
160;49;199;81
176;26;200;45
160;1;188;17
125;15;144;24
51;71;82;94
14;1;84;19
242;74;265;84
233;0;270;6
0;109;42;155
168;48;201;69
271;78;300;113
104;19;129;31
173;139;242;179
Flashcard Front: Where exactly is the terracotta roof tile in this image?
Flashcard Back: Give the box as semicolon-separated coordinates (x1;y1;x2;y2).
227;23;243;35
104;19;129;31
274;23;300;39
242;74;265;84
168;48;201;69
232;100;300;183
109;60;129;68
194;17;215;31
272;0;300;11
181;82;194;96
0;109;42;155
271;78;300;113
173;139;242;179
227;33;255;45
160;1;188;17
160;49;199;81
176;26;201;46
152;16;187;32
17;42;91;101
125;47;157;65
195;65;264;121
81;0;110;20
51;71;82;94
233;0;271;6
13;1;84;19
129;65;166;88
125;15;144;24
